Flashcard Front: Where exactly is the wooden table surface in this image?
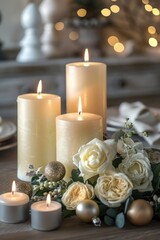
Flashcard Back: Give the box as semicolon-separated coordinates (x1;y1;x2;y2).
1;147;160;240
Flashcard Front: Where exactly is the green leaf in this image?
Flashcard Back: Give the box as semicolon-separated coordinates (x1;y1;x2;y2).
88;175;98;186
151;163;160;191
132;190;151;200
115;212;125;229
71;169;84;183
112;156;123;168
106;208;119;219
98;204;108;218
104;215;115;226
62;209;75;218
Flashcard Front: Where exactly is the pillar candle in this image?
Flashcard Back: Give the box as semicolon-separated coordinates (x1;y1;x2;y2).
56;111;103;182
17;81;61;181
66;49;107;132
0;181;29;223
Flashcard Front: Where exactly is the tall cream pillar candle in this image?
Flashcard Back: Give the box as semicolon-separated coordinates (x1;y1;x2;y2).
17;81;61;181
66;49;107;132
56;112;103;182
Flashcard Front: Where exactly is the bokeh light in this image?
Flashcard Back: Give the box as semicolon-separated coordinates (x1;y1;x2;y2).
148;26;156;34
77;8;87;17
114;42;125;53
55;22;64;31
101;8;111;17
148;37;158;47
69;31;79;41
110;5;120;13
108;36;119;46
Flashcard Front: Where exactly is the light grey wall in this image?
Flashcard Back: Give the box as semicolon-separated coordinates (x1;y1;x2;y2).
0;0;41;49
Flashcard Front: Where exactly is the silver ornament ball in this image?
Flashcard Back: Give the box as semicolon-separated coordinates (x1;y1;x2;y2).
76;199;99;223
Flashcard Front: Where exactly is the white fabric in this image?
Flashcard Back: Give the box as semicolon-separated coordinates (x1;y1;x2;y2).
119;101;160;148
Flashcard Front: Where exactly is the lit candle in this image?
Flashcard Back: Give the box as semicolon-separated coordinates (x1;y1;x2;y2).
66;49;107;131
0;181;29;223
56;97;103;182
31;194;62;231
17;80;61;181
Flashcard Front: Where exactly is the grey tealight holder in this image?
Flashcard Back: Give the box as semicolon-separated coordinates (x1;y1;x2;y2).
0;203;29;223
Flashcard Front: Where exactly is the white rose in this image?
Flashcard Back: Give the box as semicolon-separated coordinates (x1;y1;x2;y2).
117;137;143;156
62;181;94;210
95;173;133;207
118;152;153;192
73;138;117;181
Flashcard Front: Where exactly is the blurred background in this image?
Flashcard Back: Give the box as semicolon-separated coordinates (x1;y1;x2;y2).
0;0;160;119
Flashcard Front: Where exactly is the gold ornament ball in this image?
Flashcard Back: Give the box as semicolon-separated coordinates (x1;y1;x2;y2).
76;199;99;223
44;161;66;181
127;199;153;226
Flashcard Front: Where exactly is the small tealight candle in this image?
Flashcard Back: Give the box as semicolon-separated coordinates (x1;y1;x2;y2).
31;194;62;231
0;181;29;223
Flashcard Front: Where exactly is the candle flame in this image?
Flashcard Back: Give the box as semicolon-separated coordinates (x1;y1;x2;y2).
46;193;51;207
78;96;82;115
37;80;42;95
12;180;16;195
84;48;89;62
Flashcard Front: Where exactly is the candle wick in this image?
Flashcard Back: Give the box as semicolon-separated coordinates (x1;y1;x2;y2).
12;191;15;196
46;203;49;207
78;111;81;115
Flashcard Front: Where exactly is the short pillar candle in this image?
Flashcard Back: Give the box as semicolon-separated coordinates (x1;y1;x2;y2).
56;98;103;182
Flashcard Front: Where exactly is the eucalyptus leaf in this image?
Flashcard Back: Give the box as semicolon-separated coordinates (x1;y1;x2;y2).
106;208;119;219
124;196;134;214
115;212;125;229
104;215;115;226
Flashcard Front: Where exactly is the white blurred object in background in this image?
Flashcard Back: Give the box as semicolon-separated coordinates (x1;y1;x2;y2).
16;1;44;62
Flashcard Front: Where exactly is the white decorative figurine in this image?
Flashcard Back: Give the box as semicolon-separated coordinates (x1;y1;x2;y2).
16;1;44;62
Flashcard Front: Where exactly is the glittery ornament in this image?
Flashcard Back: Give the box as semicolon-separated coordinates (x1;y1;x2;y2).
45;161;66;181
16;180;32;197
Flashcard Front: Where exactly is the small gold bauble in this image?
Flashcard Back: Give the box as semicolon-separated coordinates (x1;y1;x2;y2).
76;199;99;223
44;161;66;181
127;199;153;226
16;180;32;197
